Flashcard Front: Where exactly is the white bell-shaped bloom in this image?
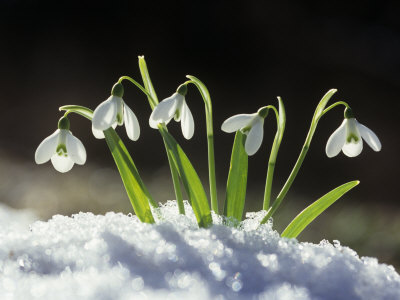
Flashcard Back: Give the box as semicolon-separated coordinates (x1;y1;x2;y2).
221;110;266;156
326;118;381;158
92;95;140;141
149;91;194;140
35;129;86;173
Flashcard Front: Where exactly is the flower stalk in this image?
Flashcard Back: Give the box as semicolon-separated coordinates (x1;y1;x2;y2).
185;76;218;214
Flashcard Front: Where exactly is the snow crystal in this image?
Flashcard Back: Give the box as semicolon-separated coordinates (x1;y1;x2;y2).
0;200;399;299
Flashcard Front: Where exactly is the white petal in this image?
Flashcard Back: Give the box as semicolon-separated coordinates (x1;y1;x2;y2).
325;120;347;158
245;118;264;156
92;123;117;139
181;101;194;139
342;139;363;157
221;114;255;133
92;126;106;139
342;118;363;157
35;129;60;164
358;123;381;152
149;93;180;128
123;103;140;141
66;132;86;165
51;155;74;173
92;96;118;130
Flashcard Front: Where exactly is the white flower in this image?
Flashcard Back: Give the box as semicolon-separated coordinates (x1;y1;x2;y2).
35;129;86;173
221;108;267;156
326;118;381;158
149;85;194;139
92;95;140;141
92;83;140;141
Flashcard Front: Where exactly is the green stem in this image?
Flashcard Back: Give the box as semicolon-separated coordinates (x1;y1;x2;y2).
260;96;345;224
261;127;312;224
322;101;350;116
185;77;218;214
119;75;185;214
262;105;280;210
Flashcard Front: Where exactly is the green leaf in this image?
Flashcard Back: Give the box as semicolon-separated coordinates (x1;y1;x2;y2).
281;180;359;238
138;56;159;108
59;105;94;121
312;89;337;124
159;127;212;228
59;105;156;223
224;131;248;222
104;129;156;223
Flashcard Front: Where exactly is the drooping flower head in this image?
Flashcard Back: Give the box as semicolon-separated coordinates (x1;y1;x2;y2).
35;116;87;173
92;83;140;141
149;84;194;139
326;108;381;158
221;107;269;156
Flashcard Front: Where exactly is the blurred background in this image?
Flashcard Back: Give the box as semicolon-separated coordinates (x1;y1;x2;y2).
1;1;399;269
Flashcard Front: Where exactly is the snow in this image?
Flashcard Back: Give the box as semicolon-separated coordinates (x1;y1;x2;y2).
0;201;399;300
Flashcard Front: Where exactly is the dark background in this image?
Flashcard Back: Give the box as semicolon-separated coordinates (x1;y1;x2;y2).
1;1;399;267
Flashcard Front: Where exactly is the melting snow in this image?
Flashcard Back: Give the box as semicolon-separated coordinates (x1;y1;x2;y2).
0;201;399;299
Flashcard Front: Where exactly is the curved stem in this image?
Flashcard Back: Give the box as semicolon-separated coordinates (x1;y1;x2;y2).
260;93;340;224
262;104;282;210
118;76;156;109
322;101;350;116
185;77;218;214
119;75;185;214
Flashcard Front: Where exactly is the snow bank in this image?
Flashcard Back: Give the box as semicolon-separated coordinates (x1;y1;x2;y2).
0;201;399;300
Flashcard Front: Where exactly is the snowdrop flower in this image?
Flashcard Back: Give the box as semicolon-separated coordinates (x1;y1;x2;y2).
326;108;381;158
221;107;269;156
35;117;86;173
92;83;140;141
149;84;194;139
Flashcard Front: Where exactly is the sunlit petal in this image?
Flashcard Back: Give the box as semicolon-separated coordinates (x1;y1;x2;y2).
358;123;381;152
149;93;180;128
35;129;60;164
181;101;194;139
221;114;255;133
342;139;363;157
92;122;117;139
51;155;74;173
325;120;347;158
245;118;264;156
124;103;140;141
66;131;86;165
92;96;118;130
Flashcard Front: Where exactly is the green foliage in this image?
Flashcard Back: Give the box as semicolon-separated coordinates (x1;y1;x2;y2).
159;128;212;228
224;131;248;222
59;105;156;223
281;181;359;238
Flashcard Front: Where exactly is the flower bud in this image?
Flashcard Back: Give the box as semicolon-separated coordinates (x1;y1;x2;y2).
177;83;188;96
257;107;269;119
58;116;70;130
111;82;124;98
344;107;354;119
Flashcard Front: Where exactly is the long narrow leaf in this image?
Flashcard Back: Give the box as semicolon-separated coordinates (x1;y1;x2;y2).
138;56;159;107
281;180;359;238
224;131;248;222
59;105;156;223
104;129;155;223
159;128;212;228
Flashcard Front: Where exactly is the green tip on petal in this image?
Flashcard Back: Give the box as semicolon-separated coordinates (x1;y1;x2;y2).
344;107;354;119
177;83;188;96
111;82;124;98
58;116;70;130
257;107;269;119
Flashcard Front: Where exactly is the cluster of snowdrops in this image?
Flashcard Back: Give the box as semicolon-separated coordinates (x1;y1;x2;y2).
34;57;381;237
